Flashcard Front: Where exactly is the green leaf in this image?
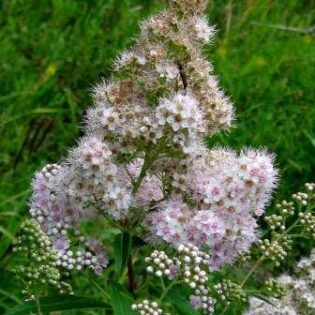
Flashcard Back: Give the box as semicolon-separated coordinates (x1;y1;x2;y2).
166;287;199;315
5;295;109;315
0;226;14;240
108;283;136;315
114;232;131;276
0;288;22;304
303;130;315;148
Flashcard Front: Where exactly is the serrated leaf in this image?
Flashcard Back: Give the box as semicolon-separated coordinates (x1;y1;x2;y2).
108;283;136;315
5;295;109;315
114;232;131;276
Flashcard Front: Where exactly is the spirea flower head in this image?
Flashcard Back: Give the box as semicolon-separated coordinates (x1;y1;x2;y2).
148;147;277;267
27;0;278;278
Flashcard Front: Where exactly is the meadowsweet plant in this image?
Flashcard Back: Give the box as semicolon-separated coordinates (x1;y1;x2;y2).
11;0;314;314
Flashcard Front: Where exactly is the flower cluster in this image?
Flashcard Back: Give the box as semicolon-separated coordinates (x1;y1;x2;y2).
245;249;315;315
12;219;72;298
30;163;109;274
16;1;314;315
28;0;277;281
149;148;277;267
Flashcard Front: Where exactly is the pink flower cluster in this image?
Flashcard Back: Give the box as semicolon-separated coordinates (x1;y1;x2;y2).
29;0;278;272
30;164;109;273
148;149;277;267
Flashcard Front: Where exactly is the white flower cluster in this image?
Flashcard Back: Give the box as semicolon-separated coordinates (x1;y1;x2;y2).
155;93;205;147
131;300;163;315
245;249;315;315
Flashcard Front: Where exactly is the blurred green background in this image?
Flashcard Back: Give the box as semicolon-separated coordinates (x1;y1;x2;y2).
0;0;314;309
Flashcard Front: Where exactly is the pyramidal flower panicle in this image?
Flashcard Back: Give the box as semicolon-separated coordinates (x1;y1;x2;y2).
27;0;277;277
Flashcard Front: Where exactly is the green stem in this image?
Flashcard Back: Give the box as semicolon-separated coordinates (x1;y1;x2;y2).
132;150;153;195
127;253;137;297
158;279;181;303
89;277;111;301
240;256;264;288
160;278;166;291
33;288;42;315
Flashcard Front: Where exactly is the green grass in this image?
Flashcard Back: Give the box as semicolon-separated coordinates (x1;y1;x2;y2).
0;0;314;312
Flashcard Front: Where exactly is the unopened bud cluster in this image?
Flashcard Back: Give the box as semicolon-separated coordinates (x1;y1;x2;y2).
146;244;216;314
299;212;315;239
257;236;292;264
292;183;314;206
214;280;246;304
264;278;285;299
12;219;72;297
131;300;162;315
265;214;286;231
56;248;101;272
145;250;180;279
276;200;295;216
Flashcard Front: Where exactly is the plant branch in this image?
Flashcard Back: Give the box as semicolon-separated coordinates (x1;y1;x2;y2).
177;62;187;90
158;279;182;302
127;254;137;297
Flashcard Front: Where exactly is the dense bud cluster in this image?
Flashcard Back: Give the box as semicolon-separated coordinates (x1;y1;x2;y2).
178;244;216;314
245;249;315;315
299;212;315;238
257;237;292;264
264;278;285;299
131;300;163;315
12;220;72;297
252;183;315;267
145;250;180;279
214;280;246;304
144;244;216;314
265;214;286;231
